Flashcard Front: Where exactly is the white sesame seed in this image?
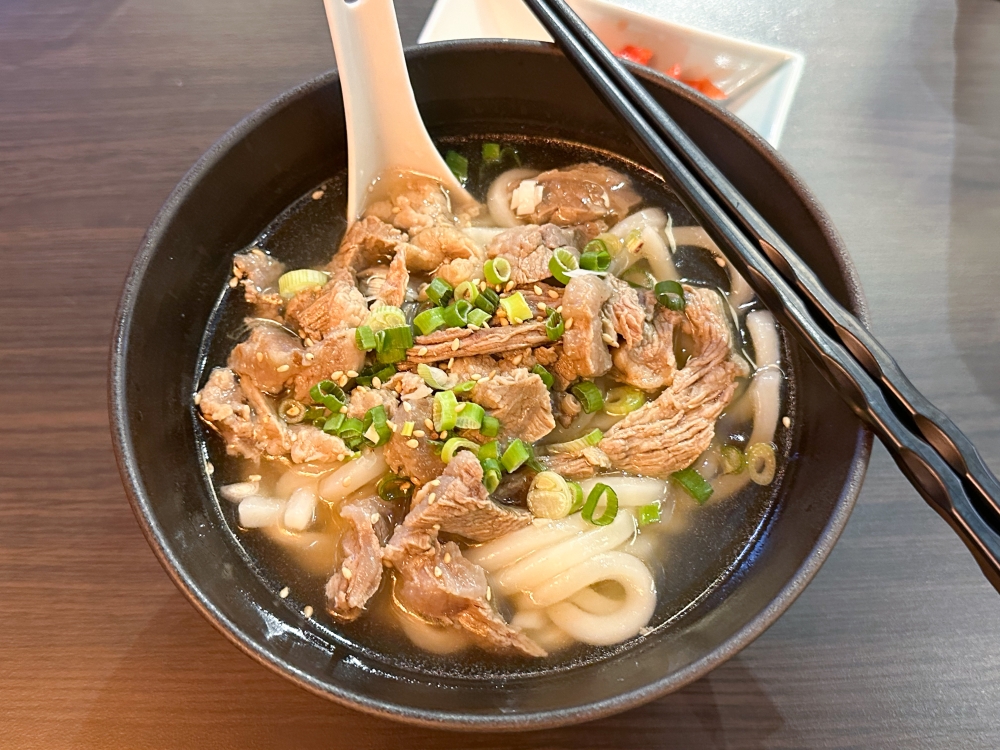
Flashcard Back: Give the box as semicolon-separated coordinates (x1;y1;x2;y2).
565;317;574;330
430;479;441;487
229;277;239;288
338;375;349;387
276;364;290;373
256;352;264;362
455;403;466;413
303;606;314;618
370;513;380;524
339;405;347;414
447;358;455;369
556;305;563;313
205;461;214;476
782;416;791;428
341;566;353;580
444;552;452;563
428;493;437;504
406;439;419;449
248;474;262;482
346;370;359;378
305;352;315;361
451;339;461;351
439;431;448;440
486;586;492;602
504;280;515;292
500;318;510;326
468;324;480;331
193;392;201;405
432;523;441;531
433;566;443;578
538;302;547;312
512;355;523;366
279;587;289;598
304;338;314;347
413;429;425;438
419;346;429;356
372;377;382;389
332;371;343;379
424;418;434;430
548;290;559;299
715;256;726;267
403;401;413;412
401;482;411;491
312;190;324;200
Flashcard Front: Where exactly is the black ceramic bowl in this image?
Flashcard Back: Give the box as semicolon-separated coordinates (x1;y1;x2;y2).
110;41;871;731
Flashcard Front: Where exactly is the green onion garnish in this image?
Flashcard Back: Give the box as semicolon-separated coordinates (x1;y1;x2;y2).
454;280;479;304
474;287;500;314
426;277;454;306
442;299;472;329
304;406;327;426
484;257;512;286
532;364;554;390
338;417;365;449
310;380;347;410
481;457;503;492
373;364;396;382
451;380;477;396
671;467;714;504
623;227;644;254
569;481;585;514
362;404;392;446
546;309;565;340
355;325;377;351
479;440;500;461
746;443;777;485
277;398;306;424
480;414;500;437
582;483;619;526
413;306;447;336
580;241;612;272
278;268;329;299
322;412;345;434
500;291;532;324
548;246;579;284
455;402;485;430
433;389;458;432
417;363;453;391
365;304;407;332
604;385;646;415
501;439;532;472
376;325;414;352
546;428;603;455
467;308;491;328
655;280;686;312
376;348;407;365
482;142;502;163
572;381;604;414
377;473;413;503
638;503;661;527
720;445;746;475
445;150;469;185
441;436;480;463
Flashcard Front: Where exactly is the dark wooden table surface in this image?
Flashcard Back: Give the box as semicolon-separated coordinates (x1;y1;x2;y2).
4;0;1000;747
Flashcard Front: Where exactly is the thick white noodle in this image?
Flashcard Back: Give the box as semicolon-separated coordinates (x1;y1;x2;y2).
275;470;321;500
536;552;656;646
395;611;469;655
607;208;678;280
317;448;387;503
262;527;340;576
746;310;782;447
494;511;636;594
238;495;284;528
486;168;539;228
219;481;259;503
672;225;755;308
578;476;668;507
570;587;622;615
283;487;318;532
465;516;588;572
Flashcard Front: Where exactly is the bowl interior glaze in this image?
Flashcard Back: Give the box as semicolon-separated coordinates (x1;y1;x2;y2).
110;41;871;731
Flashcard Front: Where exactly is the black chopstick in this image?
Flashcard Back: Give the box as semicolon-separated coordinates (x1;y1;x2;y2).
522;0;1000;590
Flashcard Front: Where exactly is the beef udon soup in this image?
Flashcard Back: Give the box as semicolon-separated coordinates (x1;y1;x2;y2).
196;138;789;667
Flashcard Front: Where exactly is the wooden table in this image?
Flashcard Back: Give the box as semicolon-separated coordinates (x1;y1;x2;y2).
4;0;1000;746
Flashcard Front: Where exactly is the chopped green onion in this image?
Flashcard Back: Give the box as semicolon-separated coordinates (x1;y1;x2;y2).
442;299;472;328
372;364;396;383
621;265;656;289
582;483;619;526
480;414;500;437
413;306;447;335
583;237;610;257
580;242;612;272
310;380;346;410
638;503;661;527
278;268;329;299
433;389;458;432
338;417;365;448
746;443;777;485
377;473;413;503
546;428;603;455
445;150;469;185
671;467;714;504
417;363;453;391
501;439;532;472
721;445;746;475
355;325;377;351
376;347;407;365
479;441;500;461
467;308;491;327
362;405;392;446
500;146;522;166
527;471;575;519
365;304;407;332
499;291;532;324
532;364;554;390
441;437;480;463
655;280;686;312
604;385;646;416
322;412;345;434
451;380;477;396
375;325;414;353
482;142;502;162
481;457;503;492
572;381;604;414
569;481;585;514
278;398;306;424
484;257;511;286
454;281;479;304
624;227;644;254
425;277;454;306
548;246;579;284
455;402;485;430
303;406;327;426
546;309;565;340
474;287;500;314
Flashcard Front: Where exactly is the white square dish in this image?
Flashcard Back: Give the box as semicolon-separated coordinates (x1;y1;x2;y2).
418;0;804;148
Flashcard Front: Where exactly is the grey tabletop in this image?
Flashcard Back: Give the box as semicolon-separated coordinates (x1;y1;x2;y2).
2;0;1000;747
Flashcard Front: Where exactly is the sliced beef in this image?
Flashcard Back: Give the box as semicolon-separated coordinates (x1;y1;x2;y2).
240;379;292;457
292;329;366;402
552;275;613;384
364;174;455;233
285;275;368;341
541;447;611;479
405;451;531;542
604;275;646;348
346;385;400;421
326;495;392;620
232;249;285;316
513;283;564;319
375;244;409;307
611;291;682;392
408;225;483;287
197;368;259;460
383;372;446;485
446;355;498;382
471;368;555;443
599;287;746;477
288;424;351;464
383;525;545;657
526;163;641;231
407;321;550;364
327;216;407;279
485;224;576;286
228;325;304;396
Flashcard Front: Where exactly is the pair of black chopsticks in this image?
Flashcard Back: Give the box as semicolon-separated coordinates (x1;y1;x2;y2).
522;0;1000;591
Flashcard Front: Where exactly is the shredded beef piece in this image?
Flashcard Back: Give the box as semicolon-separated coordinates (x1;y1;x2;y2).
364;174;455;233
485;224;577;285
327;216;408;279
383;527;544;657
292;329;366;402
599;288;746;477
228;325;304;396
288;424;351;464
405;452;531;542
408;225;483;287
346;386;400;421
446;355;498;382
540;447;611;479
326;495;392;620
604;275;646;348
285;275;368;341
382;373;446;484
375;244;410;307
197;368;259;460
232;250;285;316
471;368;555;443
513;283;564;318
552;275;613;384
527;163;641;231
407;322;550;364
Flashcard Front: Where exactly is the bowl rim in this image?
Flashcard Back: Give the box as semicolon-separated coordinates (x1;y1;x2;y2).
109;39;873;731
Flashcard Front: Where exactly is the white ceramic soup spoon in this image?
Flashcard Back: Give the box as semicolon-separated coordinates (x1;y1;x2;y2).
323;0;476;221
